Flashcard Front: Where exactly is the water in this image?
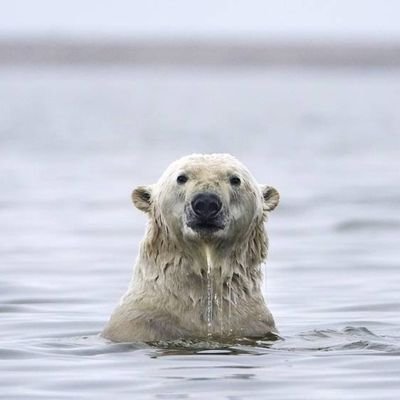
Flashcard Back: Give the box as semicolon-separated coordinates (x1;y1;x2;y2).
1;65;400;399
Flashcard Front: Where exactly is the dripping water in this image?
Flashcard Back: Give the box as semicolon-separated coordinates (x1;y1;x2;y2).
219;267;223;335
228;277;232;335
206;247;213;337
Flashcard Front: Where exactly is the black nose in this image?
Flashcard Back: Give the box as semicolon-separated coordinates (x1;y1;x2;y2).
191;193;222;219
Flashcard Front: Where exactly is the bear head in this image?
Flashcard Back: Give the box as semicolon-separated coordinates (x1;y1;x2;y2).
132;154;279;253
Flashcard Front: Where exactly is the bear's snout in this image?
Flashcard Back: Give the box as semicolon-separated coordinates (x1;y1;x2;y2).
191;192;222;220
186;192;225;234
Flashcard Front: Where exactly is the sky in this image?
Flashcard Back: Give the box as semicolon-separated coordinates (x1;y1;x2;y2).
1;0;400;41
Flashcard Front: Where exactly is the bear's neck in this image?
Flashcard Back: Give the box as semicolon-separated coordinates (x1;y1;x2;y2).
129;218;269;336
135;215;267;286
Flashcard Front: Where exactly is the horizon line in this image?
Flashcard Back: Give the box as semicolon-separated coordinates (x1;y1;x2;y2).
1;38;400;67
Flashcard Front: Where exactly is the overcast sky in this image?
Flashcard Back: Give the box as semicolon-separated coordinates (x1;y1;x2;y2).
1;0;400;40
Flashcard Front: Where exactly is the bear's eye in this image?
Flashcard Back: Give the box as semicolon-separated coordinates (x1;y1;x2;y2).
177;174;188;184
230;176;241;186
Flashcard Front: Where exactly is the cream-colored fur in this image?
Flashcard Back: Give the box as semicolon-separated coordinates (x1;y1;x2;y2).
102;154;279;342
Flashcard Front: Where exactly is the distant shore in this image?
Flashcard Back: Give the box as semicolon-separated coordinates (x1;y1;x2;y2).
1;38;400;67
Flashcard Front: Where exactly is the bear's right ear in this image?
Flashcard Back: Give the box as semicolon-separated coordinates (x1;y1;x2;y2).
132;185;152;213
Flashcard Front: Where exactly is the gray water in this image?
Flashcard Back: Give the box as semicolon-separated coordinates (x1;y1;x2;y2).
1;65;400;399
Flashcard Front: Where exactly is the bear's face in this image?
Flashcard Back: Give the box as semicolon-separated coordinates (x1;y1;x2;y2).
132;154;279;245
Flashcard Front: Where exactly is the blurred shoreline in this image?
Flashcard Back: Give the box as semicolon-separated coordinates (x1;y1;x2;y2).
1;38;400;68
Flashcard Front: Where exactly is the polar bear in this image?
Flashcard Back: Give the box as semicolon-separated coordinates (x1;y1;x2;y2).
102;154;279;342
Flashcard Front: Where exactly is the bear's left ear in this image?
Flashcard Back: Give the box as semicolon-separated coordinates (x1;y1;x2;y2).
261;185;280;212
132;185;152;213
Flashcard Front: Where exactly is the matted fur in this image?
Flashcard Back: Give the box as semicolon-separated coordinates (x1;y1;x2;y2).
102;154;279;342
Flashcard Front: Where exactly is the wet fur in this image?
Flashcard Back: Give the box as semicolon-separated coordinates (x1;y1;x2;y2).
102;154;279;342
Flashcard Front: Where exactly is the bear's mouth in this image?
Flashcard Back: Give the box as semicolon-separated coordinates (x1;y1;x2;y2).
188;219;225;233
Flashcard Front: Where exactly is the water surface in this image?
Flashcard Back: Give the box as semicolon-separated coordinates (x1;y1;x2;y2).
1;66;399;399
